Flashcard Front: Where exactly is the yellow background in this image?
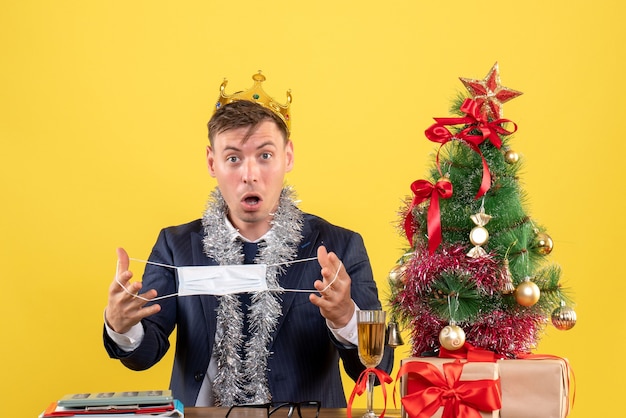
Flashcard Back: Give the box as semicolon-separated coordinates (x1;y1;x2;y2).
1;1;623;416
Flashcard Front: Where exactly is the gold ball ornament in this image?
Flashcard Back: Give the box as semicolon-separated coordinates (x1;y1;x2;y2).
551;303;577;330
388;264;407;287
504;149;519;164
515;279;541;307
439;324;466;351
533;232;554;255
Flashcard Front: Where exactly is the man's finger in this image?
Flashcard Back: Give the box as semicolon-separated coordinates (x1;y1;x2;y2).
139;303;161;319
317;246;341;269
116;247;130;274
317;245;329;267
317;246;342;281
126;281;143;296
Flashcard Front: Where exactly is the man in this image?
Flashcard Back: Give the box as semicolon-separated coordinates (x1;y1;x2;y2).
103;72;393;407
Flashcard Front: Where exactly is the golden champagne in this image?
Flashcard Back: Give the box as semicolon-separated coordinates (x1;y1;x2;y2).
357;321;385;367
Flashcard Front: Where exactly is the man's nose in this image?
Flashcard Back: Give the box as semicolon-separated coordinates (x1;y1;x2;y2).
242;159;259;183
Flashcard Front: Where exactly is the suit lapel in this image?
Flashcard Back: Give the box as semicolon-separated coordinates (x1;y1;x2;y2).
190;230;219;344
272;223;320;340
191;230;212;266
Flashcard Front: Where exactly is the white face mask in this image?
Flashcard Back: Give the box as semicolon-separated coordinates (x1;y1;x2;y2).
176;264;268;296
117;256;338;301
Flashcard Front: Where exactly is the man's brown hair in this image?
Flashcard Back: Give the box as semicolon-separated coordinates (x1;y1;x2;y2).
207;100;289;146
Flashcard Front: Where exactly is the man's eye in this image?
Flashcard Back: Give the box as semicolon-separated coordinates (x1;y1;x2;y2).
261;152;272;160
227;156;239;163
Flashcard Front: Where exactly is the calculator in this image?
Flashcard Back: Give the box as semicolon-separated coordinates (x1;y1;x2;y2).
57;390;173;407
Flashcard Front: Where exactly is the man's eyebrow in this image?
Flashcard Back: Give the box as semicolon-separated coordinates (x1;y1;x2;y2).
222;144;242;152
255;141;278;150
221;141;278;153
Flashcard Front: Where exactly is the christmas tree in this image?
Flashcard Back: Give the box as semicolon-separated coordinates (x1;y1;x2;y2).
388;63;577;358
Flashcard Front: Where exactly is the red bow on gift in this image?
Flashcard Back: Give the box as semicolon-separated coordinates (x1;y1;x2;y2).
438;342;504;362
404;178;453;255
397;360;501;418
424;98;517;199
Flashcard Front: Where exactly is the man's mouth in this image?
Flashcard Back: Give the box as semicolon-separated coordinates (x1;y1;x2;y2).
242;194;261;208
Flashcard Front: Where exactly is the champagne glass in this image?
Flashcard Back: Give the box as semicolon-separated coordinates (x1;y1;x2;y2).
357;310;386;418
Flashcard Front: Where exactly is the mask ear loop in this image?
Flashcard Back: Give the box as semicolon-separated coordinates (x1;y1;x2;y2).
281;261;343;294
322;261;343;292
115;259;178;302
114;256;339;296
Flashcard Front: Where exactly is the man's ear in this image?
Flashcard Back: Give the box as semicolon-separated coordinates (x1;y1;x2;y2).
285;140;295;172
206;145;216;177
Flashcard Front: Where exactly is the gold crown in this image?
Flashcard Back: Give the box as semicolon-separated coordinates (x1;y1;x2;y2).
215;71;292;132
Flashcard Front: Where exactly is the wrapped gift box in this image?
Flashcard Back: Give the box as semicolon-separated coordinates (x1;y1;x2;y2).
399;357;500;418
497;358;570;418
398;356;571;418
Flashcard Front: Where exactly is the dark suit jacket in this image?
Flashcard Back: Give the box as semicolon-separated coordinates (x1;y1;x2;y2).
104;213;394;407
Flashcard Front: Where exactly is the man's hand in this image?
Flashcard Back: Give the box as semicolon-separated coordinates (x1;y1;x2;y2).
104;248;161;334
309;246;355;328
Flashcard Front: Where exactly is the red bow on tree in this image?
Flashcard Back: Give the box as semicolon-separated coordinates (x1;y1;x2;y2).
424;98;517;199
404;178;453;255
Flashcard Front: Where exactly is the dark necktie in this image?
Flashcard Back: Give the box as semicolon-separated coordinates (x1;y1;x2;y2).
239;241;258;341
242;242;259;265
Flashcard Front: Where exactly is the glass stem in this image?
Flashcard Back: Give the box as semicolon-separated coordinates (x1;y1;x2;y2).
366;370;375;414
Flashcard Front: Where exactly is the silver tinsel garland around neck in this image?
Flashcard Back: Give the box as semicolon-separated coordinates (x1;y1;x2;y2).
201;186;304;406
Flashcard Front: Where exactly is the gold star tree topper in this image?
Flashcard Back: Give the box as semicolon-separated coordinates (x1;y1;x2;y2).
459;62;523;120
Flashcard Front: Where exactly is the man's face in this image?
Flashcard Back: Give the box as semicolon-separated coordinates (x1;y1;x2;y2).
207;120;294;240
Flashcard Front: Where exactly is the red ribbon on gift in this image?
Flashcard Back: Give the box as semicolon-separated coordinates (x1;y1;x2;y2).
403;178;453;254
424;98;517;199
438;342;505;362
396;360;501;418
347;367;393;418
513;352;576;415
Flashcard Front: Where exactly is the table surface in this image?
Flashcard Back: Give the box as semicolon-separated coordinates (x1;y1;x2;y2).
184;408;403;418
